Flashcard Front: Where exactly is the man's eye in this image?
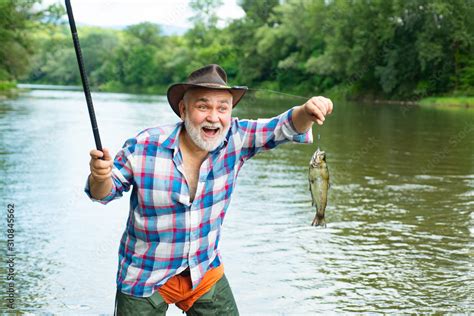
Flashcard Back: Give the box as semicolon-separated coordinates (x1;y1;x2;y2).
198;104;207;109
219;106;228;112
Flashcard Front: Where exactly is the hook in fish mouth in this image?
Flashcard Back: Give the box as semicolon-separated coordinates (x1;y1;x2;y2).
310;148;326;167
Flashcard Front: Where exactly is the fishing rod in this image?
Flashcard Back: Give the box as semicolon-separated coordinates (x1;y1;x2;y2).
65;0;104;157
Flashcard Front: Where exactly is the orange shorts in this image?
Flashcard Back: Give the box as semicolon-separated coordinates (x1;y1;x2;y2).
157;264;224;312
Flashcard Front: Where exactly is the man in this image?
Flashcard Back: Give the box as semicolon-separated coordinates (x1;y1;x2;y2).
85;64;333;315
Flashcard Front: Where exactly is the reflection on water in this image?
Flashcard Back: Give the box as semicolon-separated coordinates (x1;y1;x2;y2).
0;89;473;314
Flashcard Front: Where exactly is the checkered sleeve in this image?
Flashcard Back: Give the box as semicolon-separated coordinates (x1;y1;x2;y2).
84;137;137;204
237;106;313;161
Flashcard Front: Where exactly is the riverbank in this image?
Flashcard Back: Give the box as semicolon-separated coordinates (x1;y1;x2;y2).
250;88;474;109
418;96;474;108
351;95;473;108
0;81;19;99
5;83;473;110
97;81;168;95
295;85;474;108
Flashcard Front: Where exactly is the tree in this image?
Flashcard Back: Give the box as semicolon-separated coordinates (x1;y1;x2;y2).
0;0;64;81
228;0;280;85
124;22;162;47
189;0;223;29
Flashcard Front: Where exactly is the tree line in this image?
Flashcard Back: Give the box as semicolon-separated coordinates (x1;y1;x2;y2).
2;0;473;100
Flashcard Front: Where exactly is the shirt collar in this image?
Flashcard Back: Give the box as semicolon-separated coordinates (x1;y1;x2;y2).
161;122;183;150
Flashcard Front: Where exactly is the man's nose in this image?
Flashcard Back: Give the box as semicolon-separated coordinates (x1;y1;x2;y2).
206;109;219;123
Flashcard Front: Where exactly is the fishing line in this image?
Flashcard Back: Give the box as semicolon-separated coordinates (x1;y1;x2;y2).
248;88;311;100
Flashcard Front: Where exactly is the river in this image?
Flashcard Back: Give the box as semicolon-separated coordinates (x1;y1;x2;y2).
0;88;473;314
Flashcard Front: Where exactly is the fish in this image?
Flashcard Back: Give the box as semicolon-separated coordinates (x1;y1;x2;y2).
308;147;330;227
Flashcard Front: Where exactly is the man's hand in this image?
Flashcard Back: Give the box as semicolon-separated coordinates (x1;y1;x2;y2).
302;96;333;126
89;148;113;183
88;148;114;200
292;96;334;133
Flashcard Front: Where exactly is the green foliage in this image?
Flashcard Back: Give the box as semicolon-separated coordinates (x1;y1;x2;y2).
189;0;224;28
0;0;64;82
124;22;162;46
7;0;473;99
419;96;474;107
0;80;16;91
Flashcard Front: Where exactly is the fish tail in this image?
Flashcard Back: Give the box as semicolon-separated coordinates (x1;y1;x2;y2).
311;213;326;227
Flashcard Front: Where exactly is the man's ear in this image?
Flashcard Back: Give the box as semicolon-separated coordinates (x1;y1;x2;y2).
178;100;185;120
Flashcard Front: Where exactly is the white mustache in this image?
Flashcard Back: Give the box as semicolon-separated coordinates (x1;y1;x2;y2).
201;123;221;129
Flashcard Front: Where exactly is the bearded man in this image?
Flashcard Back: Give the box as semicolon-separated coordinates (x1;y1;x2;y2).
85;64;333;315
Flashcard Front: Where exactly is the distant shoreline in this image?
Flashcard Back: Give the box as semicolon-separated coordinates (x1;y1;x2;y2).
17;83;82;91
353;97;473;108
2;83;473;109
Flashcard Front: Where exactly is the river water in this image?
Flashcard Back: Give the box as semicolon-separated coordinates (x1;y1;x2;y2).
0;89;473;314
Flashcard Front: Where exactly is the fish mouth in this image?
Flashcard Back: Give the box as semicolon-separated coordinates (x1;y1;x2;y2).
310;158;319;167
316;151;326;162
310;150;326;166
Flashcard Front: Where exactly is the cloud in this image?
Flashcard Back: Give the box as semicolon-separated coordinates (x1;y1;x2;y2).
44;0;245;28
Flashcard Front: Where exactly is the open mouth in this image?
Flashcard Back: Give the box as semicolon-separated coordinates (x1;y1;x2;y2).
202;126;220;137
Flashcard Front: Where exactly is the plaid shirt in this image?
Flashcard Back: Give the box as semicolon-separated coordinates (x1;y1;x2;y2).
84;107;313;297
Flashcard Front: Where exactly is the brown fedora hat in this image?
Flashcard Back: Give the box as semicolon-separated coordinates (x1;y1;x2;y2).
167;64;248;117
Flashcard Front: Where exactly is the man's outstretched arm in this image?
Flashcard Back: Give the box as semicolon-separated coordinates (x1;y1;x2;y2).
292;96;334;133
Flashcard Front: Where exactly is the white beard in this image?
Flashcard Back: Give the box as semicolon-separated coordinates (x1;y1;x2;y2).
184;112;230;152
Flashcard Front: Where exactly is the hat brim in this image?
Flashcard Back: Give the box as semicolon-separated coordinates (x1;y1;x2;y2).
167;83;248;117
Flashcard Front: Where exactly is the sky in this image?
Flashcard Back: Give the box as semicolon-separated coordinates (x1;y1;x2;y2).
42;0;246;29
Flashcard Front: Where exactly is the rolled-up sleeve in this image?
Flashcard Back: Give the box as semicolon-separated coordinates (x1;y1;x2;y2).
237;106;313;161
84;137;136;204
